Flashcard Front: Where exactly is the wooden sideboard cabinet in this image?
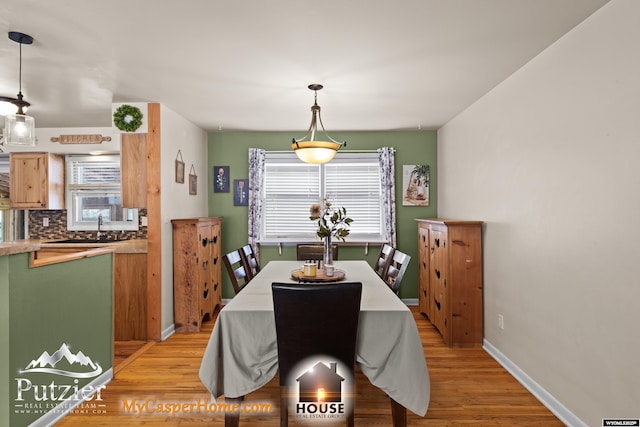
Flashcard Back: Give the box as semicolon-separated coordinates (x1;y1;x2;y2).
416;219;483;347
172;217;223;332
10;152;65;209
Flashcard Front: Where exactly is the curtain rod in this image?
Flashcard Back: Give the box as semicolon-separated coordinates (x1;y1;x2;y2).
264;149;395;154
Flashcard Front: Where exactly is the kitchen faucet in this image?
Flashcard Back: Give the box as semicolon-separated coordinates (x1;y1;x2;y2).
97;214;104;241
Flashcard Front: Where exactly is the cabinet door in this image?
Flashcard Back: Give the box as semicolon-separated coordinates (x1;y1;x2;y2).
210;221;222;311
197;223;213;321
430;228;449;343
418;225;431;317
10;153;64;209
10;153;48;208
121;133;147;208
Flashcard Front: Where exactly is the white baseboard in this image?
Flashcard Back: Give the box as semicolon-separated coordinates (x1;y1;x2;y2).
483;340;585;427
224;298;419;306
161;323;175;341
30;368;113;427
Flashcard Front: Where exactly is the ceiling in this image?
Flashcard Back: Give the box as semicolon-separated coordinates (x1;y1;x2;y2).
0;0;609;133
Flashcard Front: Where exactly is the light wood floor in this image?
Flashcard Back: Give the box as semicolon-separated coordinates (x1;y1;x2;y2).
56;307;563;426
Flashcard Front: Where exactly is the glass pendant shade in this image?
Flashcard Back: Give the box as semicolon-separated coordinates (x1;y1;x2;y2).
4;114;36;146
291;141;341;164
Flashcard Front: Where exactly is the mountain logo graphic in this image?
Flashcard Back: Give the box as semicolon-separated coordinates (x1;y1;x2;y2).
19;343;103;378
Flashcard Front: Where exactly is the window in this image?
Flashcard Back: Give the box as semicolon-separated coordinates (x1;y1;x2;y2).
260;152;386;243
66;155;138;231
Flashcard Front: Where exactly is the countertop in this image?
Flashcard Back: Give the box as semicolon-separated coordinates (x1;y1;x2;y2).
0;238;148;257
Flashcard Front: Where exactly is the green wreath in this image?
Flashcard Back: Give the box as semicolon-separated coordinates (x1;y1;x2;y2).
113;104;143;132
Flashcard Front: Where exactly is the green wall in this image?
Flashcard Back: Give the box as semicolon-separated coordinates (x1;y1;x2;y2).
208;130;437;299
6;252;113;427
1;256;9;427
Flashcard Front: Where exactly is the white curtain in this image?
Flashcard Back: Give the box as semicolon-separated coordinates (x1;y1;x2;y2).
377;147;397;247
248;148;266;261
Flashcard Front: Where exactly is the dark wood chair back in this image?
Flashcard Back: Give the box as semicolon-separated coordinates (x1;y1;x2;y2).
373;243;395;278
385;250;411;294
272;282;362;426
223;249;251;294
240;244;260;279
296;243;338;262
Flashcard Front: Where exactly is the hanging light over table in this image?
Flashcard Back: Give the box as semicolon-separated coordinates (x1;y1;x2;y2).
291;84;346;164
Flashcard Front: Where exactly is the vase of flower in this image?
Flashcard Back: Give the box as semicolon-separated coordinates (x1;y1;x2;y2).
323;235;333;266
310;199;353;268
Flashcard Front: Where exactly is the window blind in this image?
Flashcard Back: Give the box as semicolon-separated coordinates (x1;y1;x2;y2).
261;152;385;242
67;155;121;188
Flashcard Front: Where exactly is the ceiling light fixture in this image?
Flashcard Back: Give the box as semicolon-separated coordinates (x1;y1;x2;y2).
291;84;346;164
0;31;36;150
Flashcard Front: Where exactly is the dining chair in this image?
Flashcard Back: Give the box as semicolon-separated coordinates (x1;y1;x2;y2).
239;244;260;279
384;250;411;294
272;282;362;427
296;243;339;262
373;243;395;279
222;249;251;294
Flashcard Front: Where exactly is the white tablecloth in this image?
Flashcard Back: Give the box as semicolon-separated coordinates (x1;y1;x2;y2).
199;260;430;416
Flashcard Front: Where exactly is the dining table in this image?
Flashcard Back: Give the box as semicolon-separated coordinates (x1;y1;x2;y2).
199;260;430;425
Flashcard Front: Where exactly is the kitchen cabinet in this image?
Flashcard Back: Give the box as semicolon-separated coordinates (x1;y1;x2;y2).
172;217;222;332
114;252;148;340
415;219;483;347
9;152;64;209
120;133;147;208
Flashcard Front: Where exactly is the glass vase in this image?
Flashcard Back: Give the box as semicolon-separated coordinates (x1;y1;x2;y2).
323;235;333;267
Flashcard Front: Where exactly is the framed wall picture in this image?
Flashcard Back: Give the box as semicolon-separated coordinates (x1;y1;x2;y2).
402;164;430;206
175;150;185;183
233;179;248;206
189;165;198;195
214;166;230;193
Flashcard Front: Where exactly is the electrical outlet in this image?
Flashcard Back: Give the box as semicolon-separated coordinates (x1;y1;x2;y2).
43;217;49;227
498;314;504;330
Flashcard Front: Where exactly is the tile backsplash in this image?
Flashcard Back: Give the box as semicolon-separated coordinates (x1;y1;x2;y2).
29;209;148;240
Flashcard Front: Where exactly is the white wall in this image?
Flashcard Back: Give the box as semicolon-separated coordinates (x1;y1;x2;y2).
159;104;208;333
437;0;639;425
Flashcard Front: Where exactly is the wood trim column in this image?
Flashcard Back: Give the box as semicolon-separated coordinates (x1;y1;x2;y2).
146;103;162;340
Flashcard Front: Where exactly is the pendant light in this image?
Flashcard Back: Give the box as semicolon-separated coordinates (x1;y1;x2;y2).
0;32;36;149
291;84;346;164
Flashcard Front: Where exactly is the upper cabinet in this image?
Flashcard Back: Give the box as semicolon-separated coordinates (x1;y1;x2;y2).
10;152;65;209
120;133;147;208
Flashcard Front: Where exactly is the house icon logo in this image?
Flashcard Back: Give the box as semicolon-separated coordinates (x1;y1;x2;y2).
290;358;352;420
297;361;343;402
